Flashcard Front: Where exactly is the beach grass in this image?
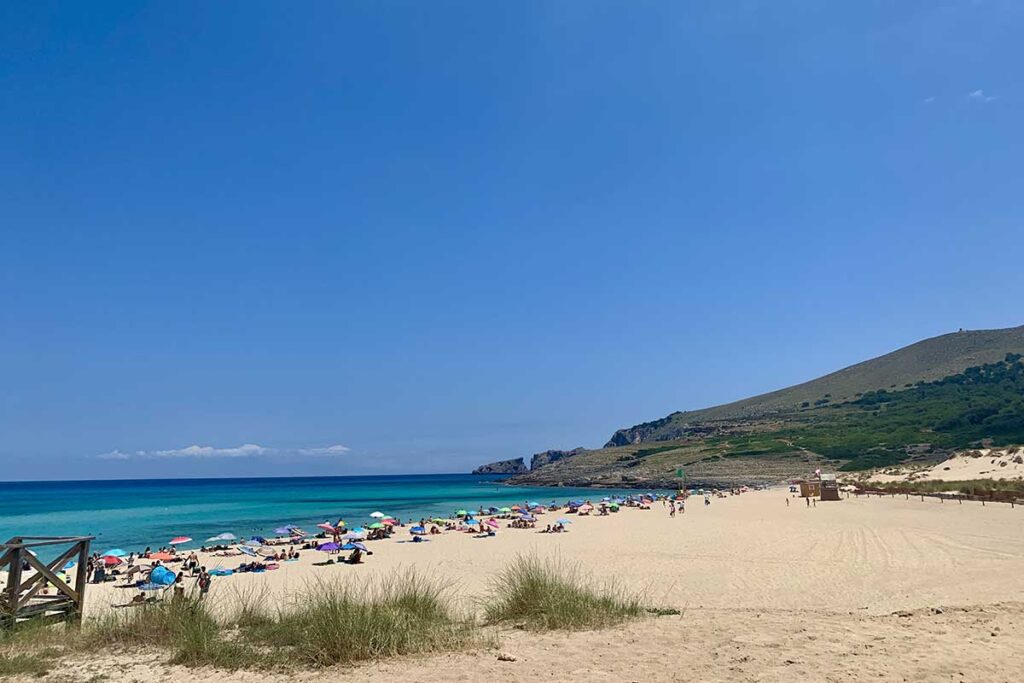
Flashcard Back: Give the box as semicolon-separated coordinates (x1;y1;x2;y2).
0;651;58;677
85;594;256;669
483;554;645;631
240;570;483;667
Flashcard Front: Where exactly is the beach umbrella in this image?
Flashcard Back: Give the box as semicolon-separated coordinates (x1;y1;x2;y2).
101;548;127;557
239;546;257;557
556;518;572;525
102;555;122;566
216;532;238;541
287;527;307;537
273;526;293;535
527;501;539;507
454;509;468;517
169;536;192;545
148;552;173;562
382;518;397;525
410;526;426;535
499;507;512;513
341;542;367;552
243;540;262;548
334;520;347;529
317;542;340;552
431;518;450;524
63;560;77;571
369;512;385;519
342;531;366;540
250;536;268;544
368;522;385;530
510;505;522;511
316;523;336;533
150;566;176;586
485;519;499;528
351;527;367;534
464;518;478;526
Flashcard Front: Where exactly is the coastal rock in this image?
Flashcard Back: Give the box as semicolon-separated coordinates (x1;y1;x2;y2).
471;458;528;475
530;447;585;470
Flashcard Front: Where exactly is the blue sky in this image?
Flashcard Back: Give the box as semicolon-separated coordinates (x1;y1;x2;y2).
2;1;1022;481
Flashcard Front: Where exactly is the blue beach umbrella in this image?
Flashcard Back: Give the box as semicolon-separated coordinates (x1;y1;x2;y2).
149;566;176;586
101;548;127;557
557;518;572;525
273;526;292;535
409;526;426;535
239;546;257;557
341;542;367;552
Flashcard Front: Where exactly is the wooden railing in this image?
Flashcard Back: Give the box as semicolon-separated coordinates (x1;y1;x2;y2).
0;535;93;628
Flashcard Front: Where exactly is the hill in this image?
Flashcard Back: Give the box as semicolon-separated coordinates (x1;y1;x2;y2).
494;325;1024;488
606;325;1024;446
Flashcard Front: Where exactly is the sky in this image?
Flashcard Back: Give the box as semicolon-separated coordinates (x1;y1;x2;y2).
1;1;1022;481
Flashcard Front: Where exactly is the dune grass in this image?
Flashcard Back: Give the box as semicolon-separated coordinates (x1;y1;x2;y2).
84;594;255;668
240;571;482;667
0;560;652;672
483;555;645;631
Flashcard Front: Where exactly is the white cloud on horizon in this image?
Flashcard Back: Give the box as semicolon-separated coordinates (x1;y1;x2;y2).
95;443;351;460
296;445;352;456
968;89;995;102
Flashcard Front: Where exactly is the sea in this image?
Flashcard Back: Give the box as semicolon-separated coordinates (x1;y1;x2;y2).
0;474;660;558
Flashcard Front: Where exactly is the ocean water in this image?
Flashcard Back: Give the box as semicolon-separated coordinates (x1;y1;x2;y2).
0;474;657;557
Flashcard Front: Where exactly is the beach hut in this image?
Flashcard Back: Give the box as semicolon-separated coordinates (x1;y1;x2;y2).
798;480;820;498
819;473;840;501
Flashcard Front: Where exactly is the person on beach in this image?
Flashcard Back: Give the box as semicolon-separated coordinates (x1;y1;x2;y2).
669;501;676;518
173;573;185;599
196;567;211;598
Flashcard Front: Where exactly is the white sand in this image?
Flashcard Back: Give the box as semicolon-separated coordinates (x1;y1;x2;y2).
21;489;1024;681
862;447;1024;483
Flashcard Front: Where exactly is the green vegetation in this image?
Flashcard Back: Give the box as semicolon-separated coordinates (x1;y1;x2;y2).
0;652;57;677
483;555;645;631
241;572;481;667
0;572;487;674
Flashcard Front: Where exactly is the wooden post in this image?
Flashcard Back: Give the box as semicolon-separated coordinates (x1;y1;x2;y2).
6;541;23;622
72;538;90;625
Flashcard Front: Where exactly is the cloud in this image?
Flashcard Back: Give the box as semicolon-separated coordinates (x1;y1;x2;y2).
149;443;270;458
97;449;132;460
296;444;351;456
95;443;351;460
968;89;995;102
922;96;935;104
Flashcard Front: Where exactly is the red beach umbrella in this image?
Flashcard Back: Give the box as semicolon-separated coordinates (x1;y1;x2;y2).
169;536;192;544
102;555;122;566
316;523;336;533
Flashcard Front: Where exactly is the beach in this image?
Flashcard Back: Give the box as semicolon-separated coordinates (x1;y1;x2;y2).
45;488;1024;682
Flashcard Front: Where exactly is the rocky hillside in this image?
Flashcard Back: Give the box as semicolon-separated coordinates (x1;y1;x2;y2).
607;325;1024;446
471;458;527;475
491;325;1024;488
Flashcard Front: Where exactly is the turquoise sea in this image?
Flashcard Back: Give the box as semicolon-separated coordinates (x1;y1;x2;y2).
0;474;657;557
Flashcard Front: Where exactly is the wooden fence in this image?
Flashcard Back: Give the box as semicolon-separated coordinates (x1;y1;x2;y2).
0;535;93;629
853;488;1022;507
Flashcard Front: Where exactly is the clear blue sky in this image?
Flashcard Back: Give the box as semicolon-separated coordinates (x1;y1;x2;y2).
2;1;1021;481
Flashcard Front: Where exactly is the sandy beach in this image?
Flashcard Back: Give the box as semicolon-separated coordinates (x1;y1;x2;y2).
40;488;1022;682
